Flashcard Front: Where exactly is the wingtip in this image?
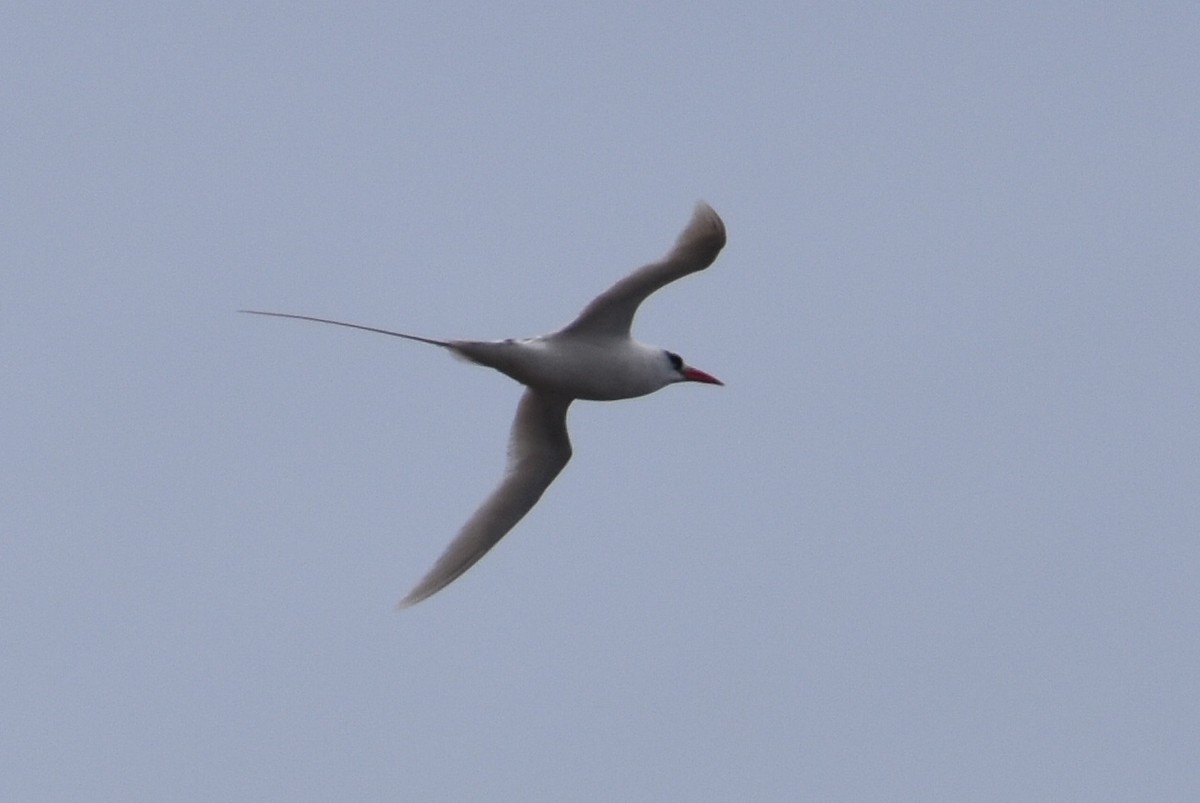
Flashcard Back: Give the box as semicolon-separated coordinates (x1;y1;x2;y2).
396;572;456;609
672;200;726;261
396;582;436;609
396;592;429;611
691;200;724;230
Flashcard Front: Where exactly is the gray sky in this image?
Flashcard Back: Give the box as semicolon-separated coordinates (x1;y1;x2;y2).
4;3;1197;800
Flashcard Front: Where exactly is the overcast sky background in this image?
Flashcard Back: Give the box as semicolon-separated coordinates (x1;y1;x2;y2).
4;3;1198;800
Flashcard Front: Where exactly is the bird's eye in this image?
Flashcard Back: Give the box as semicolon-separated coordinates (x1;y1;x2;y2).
666;351;683;371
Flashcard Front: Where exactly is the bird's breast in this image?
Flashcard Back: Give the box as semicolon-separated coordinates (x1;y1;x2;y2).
454;338;662;401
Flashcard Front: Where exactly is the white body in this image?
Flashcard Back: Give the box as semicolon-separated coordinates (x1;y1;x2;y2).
452;336;680;401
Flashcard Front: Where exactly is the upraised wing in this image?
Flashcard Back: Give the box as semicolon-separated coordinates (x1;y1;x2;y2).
561;202;726;338
399;389;573;607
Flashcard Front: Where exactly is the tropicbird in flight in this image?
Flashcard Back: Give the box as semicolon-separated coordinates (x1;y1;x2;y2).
243;201;727;606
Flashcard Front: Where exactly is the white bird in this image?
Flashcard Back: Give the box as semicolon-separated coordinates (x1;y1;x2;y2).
243;201;727;606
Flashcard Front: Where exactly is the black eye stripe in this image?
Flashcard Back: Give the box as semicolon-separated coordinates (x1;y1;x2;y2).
666;352;683;371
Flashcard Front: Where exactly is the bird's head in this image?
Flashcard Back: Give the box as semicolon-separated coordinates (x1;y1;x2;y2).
664;350;723;387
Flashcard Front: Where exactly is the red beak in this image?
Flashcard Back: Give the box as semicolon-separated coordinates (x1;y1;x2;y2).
682;366;724;386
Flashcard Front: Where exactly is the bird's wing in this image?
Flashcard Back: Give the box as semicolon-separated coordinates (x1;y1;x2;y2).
399;389;573;607
560;202;726;338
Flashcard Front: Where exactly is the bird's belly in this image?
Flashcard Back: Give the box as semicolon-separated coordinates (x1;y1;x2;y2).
471;339;658;401
519;357;656;401
452;338;661;400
